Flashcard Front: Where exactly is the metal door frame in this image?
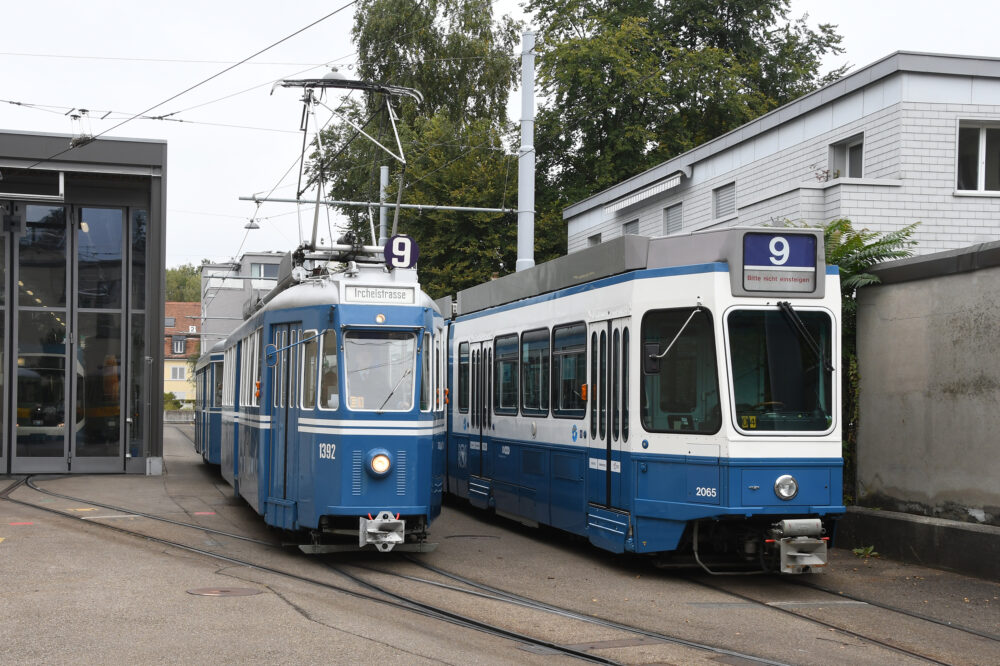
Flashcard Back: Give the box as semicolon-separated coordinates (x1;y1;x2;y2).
69;206;127;473
587;316;629;509
9;202;72;473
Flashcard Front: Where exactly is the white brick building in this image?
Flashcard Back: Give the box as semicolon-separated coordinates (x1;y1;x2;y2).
565;52;1000;255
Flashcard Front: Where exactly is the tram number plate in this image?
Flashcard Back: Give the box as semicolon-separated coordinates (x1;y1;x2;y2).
318;443;337;460
743;233;817;293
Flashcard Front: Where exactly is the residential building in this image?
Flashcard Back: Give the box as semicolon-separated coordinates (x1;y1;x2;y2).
200;251;285;351
164;301;200;406
565;52;1000;255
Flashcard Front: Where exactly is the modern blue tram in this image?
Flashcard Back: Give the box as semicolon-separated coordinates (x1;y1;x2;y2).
195;238;446;552
443;228;843;573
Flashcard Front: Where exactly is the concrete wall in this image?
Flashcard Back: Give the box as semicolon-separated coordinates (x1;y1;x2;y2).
856;243;1000;526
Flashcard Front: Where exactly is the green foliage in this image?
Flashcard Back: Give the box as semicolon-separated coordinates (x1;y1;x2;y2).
163;392;182;411
528;0;847;225
852;545;879;559
311;0;559;298
165;264;202;302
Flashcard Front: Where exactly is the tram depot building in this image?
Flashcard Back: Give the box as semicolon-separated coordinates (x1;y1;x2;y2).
0;130;166;475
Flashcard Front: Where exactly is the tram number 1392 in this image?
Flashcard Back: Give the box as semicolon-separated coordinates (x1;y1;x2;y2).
319;443;337;460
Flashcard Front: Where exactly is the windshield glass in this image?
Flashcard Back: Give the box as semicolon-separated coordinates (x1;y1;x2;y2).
727;309;833;433
641;308;721;434
343;330;416;411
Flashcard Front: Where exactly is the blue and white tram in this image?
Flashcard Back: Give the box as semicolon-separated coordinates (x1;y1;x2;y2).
194;342;224;464
199;239;446;552
445;228;843;573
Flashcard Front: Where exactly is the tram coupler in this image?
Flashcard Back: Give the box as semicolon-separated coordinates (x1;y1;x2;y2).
359;510;406;552
770;518;828;574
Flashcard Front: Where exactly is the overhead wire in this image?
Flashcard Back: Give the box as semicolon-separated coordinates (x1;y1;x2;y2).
21;0;359;170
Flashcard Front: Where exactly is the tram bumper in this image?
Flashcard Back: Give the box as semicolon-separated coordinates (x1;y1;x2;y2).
360;510;405;552
772;519;828;573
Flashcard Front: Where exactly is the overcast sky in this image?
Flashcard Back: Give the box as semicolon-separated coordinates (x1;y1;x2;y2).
1;1;996;268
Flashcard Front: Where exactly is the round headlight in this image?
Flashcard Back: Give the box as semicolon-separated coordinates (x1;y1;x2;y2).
774;474;799;500
370;453;391;475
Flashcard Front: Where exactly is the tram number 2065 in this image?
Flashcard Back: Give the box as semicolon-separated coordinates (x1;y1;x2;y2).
694;486;718;498
318;443;337;460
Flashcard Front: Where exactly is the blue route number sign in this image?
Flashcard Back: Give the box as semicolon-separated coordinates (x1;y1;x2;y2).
384;234;419;269
742;233;817;293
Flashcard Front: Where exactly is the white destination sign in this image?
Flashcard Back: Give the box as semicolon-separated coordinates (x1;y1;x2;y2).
345;285;415;305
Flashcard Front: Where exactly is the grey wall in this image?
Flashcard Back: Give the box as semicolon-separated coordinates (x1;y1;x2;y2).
856;245;1000;526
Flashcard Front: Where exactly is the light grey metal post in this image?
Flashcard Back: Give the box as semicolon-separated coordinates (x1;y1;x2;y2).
516;31;536;272
379;165;389;246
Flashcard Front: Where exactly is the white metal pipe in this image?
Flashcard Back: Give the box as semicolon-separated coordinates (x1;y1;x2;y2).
379;165;389;245
516;30;536;272
240;195;514;215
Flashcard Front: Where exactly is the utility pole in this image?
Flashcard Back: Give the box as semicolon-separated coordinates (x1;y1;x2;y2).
516;30;536;272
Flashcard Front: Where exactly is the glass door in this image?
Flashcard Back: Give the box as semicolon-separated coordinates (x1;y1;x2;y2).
0;208;6;473
12;204;71;473
71;207;125;472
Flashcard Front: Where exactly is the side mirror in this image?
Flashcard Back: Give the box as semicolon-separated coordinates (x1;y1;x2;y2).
643;342;661;374
264;343;279;368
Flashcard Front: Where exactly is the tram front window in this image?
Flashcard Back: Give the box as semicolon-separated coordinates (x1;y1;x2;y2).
343;330;416;412
727;309;833;433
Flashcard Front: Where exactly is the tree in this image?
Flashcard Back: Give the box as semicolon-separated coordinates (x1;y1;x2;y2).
819;219;918;501
527;0;847;224
166;264;202;302
309;1;566;298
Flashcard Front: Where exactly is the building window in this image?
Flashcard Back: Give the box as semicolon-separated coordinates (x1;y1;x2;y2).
622;219;639;236
662;203;682;235
170;366;186;380
713;182;736;219
172;337;186;354
164;317;175;327
588;233;601;247
251;262;279;278
829;134;864;179
957;125;1000;192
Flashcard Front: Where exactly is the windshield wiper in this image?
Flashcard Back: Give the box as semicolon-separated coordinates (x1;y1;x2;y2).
377;367;412;413
776;301;834;373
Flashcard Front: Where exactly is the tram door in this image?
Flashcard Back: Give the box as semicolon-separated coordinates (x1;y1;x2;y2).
269;324;300;501
587;317;630;509
469;340;493;481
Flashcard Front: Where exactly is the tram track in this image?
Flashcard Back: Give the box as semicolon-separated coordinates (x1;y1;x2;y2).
687;575;1000;665
9;475;995;664
2;475;806;665
345;555;998;666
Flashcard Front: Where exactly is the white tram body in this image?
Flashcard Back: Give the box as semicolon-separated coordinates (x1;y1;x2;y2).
445;228;842;573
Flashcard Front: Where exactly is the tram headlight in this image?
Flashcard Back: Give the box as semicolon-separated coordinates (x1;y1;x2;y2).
367;449;392;478
774;474;799;501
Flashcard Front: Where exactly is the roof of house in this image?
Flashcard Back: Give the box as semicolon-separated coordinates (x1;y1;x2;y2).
564;51;1000;219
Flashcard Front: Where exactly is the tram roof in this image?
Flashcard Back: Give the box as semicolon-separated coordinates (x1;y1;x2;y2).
451;227;827;316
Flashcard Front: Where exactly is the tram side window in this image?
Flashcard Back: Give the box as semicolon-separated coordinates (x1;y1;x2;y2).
640;308;721;434
552;323;586;419
421;333;432;411
458;342;470;412
301;330;319;409
319;330;339;410
521;328;549;416
494;334;518;415
212;361;223;407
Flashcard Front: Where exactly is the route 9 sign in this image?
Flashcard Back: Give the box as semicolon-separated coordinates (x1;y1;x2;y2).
742;233;817;293
384;234;419;269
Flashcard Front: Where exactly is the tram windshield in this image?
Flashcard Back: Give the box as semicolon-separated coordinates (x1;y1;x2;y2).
727;309;833;433
343;330;416;412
